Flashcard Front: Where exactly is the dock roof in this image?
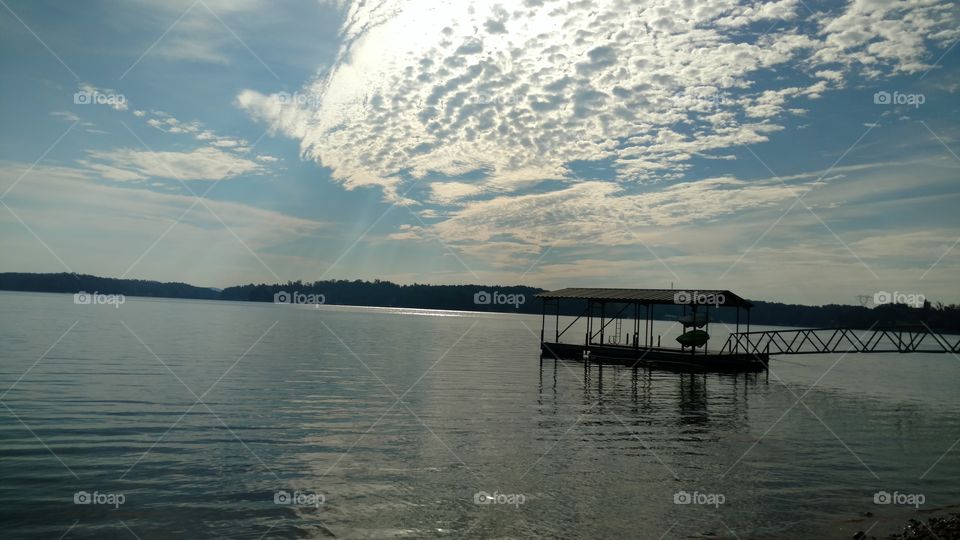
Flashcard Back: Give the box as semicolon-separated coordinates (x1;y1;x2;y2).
535;287;753;308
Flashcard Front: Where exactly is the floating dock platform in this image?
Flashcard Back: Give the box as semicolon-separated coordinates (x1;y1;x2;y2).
541;341;768;372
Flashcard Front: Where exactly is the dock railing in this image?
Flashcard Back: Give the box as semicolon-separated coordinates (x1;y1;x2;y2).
720;326;960;356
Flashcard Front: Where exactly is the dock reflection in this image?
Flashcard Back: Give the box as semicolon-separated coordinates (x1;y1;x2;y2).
537;357;766;431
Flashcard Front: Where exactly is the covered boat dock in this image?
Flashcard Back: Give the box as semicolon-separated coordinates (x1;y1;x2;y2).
536;287;768;372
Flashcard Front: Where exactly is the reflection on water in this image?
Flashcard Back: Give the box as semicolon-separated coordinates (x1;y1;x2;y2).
535;356;960;539
540;357;766;429
1;292;958;539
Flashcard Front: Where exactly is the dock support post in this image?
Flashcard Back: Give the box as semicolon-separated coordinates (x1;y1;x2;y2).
555;298;560;341
650;305;655;348
600;301;605;345
736;307;740;353
585;300;591;346
586;300;592;345
705;305;710;356
540;299;546;345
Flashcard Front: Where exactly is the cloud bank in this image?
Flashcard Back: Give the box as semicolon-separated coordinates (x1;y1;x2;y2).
236;0;959;278
240;0;957;192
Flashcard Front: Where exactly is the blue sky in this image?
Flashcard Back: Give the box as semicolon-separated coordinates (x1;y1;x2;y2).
0;0;958;305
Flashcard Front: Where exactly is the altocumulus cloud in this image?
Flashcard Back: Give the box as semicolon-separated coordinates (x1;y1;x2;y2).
238;0;956;184
236;0;959;264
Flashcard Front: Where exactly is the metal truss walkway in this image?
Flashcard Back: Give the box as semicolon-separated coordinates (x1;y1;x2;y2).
720;326;960;356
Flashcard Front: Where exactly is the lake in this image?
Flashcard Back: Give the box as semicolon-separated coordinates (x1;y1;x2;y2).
1;291;958;538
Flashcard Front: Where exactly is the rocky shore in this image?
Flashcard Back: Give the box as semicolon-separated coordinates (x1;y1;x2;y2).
852;513;960;539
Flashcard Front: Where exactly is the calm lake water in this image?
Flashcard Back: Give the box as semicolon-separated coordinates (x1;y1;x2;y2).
1;291;958;539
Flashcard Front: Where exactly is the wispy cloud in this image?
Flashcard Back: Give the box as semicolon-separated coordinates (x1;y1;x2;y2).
82;146;262;181
0;162;328;284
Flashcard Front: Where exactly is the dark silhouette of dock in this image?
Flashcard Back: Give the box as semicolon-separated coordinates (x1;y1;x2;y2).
537;288;960;372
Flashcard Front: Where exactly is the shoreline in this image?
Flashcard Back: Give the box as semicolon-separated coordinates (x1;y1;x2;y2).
829;506;960;539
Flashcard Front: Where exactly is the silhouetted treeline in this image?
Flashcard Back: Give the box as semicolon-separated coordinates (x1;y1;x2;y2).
662;300;958;333
2;272;958;332
0;272;219;299
714;300;959;331
536;299;960;333
219;279;541;313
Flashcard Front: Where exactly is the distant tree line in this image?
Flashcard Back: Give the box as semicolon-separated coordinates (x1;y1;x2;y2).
2;272;958;333
218;279;539;313
0;272;219;299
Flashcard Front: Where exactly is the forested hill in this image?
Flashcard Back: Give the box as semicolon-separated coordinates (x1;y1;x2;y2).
219;279;539;312
0;272;220;300
2;272;958;333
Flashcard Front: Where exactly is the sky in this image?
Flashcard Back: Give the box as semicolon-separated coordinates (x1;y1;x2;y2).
0;0;958;305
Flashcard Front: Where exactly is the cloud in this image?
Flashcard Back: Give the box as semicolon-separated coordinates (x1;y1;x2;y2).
224;0;960;300
0;162;328;284
85;147;262;181
419;177;803;260
429;181;484;204
239;0;957;197
236;88;408;200
50;111;80;122
60;90;281;183
814;0;960;75
235;89;312;139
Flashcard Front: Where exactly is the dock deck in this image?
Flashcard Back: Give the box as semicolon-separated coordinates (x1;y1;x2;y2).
541;341;769;372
